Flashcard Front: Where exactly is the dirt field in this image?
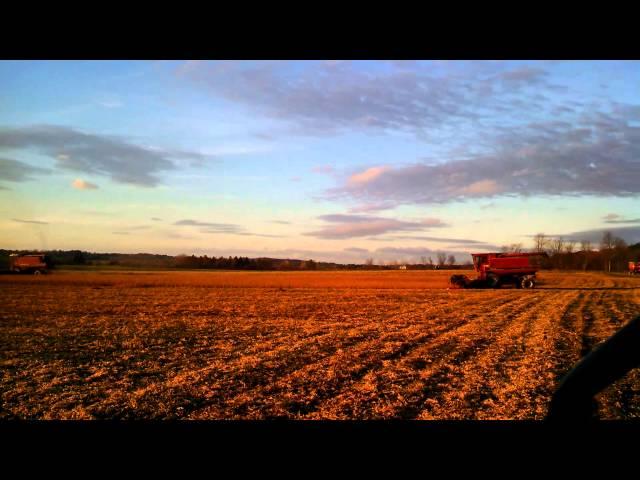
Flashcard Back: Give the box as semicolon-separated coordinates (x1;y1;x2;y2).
2;270;640;420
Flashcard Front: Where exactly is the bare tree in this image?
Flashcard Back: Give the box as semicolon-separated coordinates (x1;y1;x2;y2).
580;240;592;271
510;243;523;253
549;237;565;269
447;254;456;266
427;256;434;268
565;240;576;254
613;237;628;272
532;233;548;253
365;258;374;266
601;231;615;272
437;252;447;267
550;237;565;256
420;256;427;265
601;231;615;250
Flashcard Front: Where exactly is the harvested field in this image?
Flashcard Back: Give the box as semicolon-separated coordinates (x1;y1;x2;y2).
2;270;640;419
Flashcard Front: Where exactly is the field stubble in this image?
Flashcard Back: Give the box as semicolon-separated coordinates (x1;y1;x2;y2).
1;270;640;419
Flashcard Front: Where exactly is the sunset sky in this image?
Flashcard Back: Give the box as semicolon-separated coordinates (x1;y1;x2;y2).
1;60;640;263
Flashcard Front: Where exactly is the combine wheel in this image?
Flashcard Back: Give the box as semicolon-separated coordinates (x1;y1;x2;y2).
33;270;41;276
521;277;535;289
486;274;500;288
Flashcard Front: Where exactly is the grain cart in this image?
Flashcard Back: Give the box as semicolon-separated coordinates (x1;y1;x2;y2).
630;262;640;276
450;252;547;289
9;253;48;275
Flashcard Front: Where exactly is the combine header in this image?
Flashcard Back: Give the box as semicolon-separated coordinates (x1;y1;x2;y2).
450;252;547;289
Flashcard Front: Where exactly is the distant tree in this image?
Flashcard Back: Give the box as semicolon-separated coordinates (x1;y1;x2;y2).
549;237;565;269
420;256;427;265
550;237;565;256
601;231;615;251
365;258;374;266
532;233;548;253
437;252;447;266
72;250;86;265
447;254;456;266
427;257;434;268
613;237;628;272
509;243;523;253
601;231;615;272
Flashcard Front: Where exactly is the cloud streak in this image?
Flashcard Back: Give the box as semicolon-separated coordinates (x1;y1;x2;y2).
305;214;448;239
12;218;48;225
0;157;51;183
72;178;99;190
175;219;285;238
561;226;640;245
0;125;211;186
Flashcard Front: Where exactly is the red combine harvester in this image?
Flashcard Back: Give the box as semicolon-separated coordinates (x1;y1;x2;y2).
9;253;48;275
630;262;640;276
450;252;548;289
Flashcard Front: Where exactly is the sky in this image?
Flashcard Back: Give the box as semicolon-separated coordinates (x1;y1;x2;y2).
1;60;640;264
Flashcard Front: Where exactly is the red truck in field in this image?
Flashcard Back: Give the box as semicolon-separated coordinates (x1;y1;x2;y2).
9;253;48;275
450;252;547;289
630;262;640;276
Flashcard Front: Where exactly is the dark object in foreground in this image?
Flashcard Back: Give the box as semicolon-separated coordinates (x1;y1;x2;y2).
546;315;640;422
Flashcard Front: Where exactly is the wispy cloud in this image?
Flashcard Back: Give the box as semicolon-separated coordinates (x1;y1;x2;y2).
180;61;564;138
175;219;243;233
0;157;51;183
12;218;48;225
0;125;211;186
602;214;640;224
347;202;396;213
175;218;284;238
326;109;640;206
305;213;448;239
344;247;369;253
388;235;490;244
560;226;640;245
72;178;99;190
312;164;335;175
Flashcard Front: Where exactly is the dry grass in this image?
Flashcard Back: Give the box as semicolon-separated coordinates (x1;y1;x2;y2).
1;270;640;419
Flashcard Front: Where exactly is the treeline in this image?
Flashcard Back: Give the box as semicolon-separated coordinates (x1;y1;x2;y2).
501;232;640;273
173;255;320;270
0;249;390;271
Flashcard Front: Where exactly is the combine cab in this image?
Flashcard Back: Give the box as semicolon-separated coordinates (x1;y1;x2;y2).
630;262;640;276
450;252;547;289
9;253;48;275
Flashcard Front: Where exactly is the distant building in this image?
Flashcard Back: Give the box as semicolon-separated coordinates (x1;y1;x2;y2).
399;265;407;270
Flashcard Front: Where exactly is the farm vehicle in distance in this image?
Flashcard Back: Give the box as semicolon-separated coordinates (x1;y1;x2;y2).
450;252;548;289
8;253;49;275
